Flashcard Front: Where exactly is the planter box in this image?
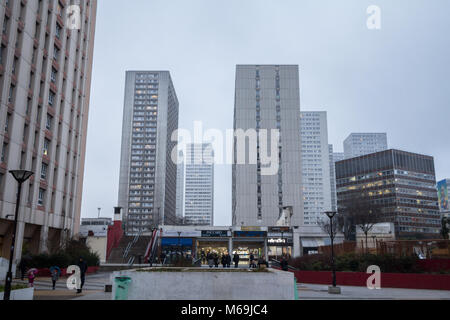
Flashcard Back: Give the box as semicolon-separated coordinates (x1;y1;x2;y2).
293;270;450;291
0;287;34;300
111;268;295;300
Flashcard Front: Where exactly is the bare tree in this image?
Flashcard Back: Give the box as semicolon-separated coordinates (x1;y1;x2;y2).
338;193;385;252
317;215;339;240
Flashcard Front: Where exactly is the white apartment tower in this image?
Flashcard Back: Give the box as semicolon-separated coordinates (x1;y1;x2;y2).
175;151;184;219
184;143;214;226
118;71;179;234
232;65;303;227
0;0;97;261
343;133;388;159
300;112;332;225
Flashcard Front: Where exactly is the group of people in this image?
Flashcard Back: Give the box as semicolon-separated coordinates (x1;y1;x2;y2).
18;257;89;293
200;250;269;269
205;251;233;268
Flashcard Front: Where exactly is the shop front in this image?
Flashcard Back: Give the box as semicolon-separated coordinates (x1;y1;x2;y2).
267;227;293;260
196;230;232;264
232;230;267;266
160;237;194;263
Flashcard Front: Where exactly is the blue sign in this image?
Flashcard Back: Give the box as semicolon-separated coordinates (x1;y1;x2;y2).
161;238;193;246
234;231;266;237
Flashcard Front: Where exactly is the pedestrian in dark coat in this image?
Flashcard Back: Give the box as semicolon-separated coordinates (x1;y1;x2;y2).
18;259;28;280
249;253;255;268
225;253;232;268
280;256;289;271
221;254;227;268
77;257;88;293
233;253;240;268
213;252;219;268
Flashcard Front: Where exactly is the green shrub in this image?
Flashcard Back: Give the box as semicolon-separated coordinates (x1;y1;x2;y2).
26;239;100;269
290;252;424;273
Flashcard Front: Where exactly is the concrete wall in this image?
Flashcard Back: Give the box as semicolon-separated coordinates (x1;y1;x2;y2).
0;287;34;300
111;268;295;300
0;257;16;280
86;236;107;263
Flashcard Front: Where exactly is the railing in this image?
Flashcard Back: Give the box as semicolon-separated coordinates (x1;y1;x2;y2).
270;259;297;271
123;229;143;263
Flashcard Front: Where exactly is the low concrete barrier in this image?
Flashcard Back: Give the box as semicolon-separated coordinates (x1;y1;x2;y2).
111;267;295;300
0;287;34;300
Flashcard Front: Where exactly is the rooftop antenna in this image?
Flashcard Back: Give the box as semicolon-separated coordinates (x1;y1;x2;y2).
97;207;101;218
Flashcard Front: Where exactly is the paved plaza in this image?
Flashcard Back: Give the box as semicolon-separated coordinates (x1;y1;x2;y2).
12;271;450;300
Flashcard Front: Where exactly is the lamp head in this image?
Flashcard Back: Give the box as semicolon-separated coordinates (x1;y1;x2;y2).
9;170;34;184
325;211;336;219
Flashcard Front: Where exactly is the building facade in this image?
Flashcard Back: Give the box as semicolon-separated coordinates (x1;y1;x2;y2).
300;111;332;225
118;71;179;235
437;179;450;218
232;65;303;229
336;149;441;239
330;150;345;211
343;133;387;159
184;143;214;226
0;0;97;261
175;151;184;219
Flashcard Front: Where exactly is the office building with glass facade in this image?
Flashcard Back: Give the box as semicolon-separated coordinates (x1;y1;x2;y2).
336;149;441;239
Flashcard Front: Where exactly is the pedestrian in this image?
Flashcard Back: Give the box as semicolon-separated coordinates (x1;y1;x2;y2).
27;269;36;287
77;257;88;294
213;252;219;268
225;253;232;268
201;250;206;264
258;255;268;269
280;256;289;271
51;268;59;290
233;252;240;268
207;251;214;268
18;259;27;281
249;252;255;268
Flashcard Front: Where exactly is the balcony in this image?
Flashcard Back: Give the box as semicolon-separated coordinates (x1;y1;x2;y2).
54;36;62;49
5;7;11;18
52;59;60;70
0;64;3;75
33;38;39;48
18;20;25;32
2;34;9;46
14;48;21;58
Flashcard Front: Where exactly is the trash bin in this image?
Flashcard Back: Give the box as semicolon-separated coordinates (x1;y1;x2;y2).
114;276;132;300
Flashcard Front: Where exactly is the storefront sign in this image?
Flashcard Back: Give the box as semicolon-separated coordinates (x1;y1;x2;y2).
234;231;266;237
161;238;193;246
201;230;229;237
267;238;293;246
162;230;202;237
268;226;291;232
241;226;262;231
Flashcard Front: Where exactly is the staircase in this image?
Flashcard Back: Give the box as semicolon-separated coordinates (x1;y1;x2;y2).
107;235;153;264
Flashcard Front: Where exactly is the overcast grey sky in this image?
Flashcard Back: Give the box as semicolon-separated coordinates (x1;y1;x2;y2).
81;0;450;225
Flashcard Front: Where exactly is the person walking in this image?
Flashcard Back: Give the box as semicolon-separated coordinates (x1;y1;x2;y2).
249;252;255;268
233;252;240;268
280;256;289;271
221;253;227;268
77;257;88;294
18;259;28;281
213;252;219;268
51;268;59;290
207;251;214;268
225;253;232;268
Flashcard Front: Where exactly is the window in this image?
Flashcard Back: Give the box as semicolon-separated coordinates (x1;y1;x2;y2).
43;138;50;155
1;143;7;162
51;67;57;83
55;24;62;39
8;85;14;103
38;188;45;205
53;47;59;61
46;114;52;130
48;91;55;106
41;162;48;179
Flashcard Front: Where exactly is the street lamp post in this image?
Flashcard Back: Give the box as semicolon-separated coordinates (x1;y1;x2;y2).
3;170;34;301
325;211;340;294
